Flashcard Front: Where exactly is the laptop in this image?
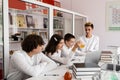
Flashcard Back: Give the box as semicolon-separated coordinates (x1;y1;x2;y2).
85;51;102;64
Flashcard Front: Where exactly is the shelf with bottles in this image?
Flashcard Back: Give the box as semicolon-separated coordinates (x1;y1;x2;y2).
53;18;64;29
53;10;64;30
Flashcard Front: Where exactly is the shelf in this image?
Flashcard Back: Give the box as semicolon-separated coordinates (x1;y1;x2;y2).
9;8;48;16
9;41;21;43
54;28;63;30
54;16;64;20
9;26;48;30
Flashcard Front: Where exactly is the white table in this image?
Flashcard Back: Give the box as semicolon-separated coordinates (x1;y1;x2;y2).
26;53;98;80
26;65;94;80
26;65;120;80
26;55;89;80
26;54;120;80
26;65;67;80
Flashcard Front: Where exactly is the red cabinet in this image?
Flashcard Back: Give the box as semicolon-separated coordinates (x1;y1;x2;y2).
9;0;26;10
9;0;54;10
43;0;54;5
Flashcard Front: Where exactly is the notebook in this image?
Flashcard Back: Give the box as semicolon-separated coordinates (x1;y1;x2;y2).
73;63;100;71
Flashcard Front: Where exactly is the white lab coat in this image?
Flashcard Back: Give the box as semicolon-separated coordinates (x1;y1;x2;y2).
61;45;74;57
79;34;99;52
7;50;57;80
48;50;73;65
61;45;85;57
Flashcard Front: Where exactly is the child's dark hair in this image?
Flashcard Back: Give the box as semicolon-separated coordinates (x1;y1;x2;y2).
21;34;44;53
45;34;63;55
64;33;75;42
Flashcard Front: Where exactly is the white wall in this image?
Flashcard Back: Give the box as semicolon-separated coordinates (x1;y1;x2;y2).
60;0;120;50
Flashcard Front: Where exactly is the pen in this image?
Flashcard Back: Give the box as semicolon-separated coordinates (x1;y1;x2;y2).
44;74;59;76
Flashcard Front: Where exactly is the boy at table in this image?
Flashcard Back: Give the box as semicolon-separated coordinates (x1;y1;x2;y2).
61;33;85;58
7;34;57;80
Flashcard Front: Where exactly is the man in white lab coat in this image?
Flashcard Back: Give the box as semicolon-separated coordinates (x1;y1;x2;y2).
79;22;99;52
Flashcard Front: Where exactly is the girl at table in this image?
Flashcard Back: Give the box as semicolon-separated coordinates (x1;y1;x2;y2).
44;34;80;65
7;34;57;80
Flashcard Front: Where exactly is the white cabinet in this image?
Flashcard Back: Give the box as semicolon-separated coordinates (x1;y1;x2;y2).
0;0;3;79
8;7;49;51
3;0;88;78
0;0;3;46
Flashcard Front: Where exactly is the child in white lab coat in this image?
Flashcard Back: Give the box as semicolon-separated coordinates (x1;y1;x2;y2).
7;34;57;80
61;33;84;58
44;34;80;65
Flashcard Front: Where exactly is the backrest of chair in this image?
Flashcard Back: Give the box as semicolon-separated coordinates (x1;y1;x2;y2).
85;51;101;64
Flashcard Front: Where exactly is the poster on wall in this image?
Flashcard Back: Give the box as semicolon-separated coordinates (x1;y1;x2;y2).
106;1;120;31
16;14;26;28
26;15;35;28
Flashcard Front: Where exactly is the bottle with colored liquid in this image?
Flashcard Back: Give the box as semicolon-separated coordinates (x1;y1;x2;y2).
80;44;85;48
110;71;118;80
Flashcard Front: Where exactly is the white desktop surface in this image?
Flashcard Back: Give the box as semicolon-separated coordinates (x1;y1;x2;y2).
26;54;120;80
26;65;120;80
26;65;93;80
26;55;93;80
26;65;67;80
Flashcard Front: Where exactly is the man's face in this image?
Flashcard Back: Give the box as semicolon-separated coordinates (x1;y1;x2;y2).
85;26;93;36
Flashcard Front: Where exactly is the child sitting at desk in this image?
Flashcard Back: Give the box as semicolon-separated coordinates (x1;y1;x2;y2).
61;33;85;57
7;34;57;80
44;34;80;65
